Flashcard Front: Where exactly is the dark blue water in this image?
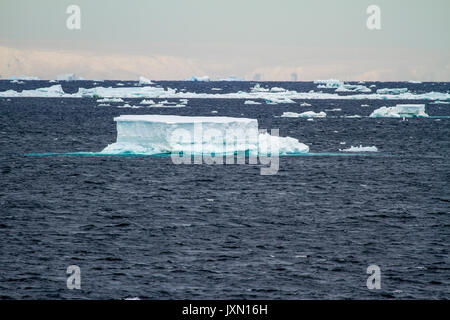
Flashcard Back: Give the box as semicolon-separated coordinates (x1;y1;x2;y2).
0;81;449;299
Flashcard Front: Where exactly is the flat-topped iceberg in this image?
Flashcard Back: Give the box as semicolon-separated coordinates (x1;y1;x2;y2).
101;115;309;156
376;88;408;95
370;104;428;118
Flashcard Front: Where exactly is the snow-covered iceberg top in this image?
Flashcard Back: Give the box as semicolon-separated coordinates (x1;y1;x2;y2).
101;115;309;156
370;104;428;118
281;111;326;118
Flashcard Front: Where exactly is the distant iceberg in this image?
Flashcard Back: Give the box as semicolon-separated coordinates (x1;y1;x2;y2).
376;88;408;95
97;97;124;103
340;145;378;152
314;79;342;88
140;99;155;105
370;104;428;118
244;100;262;105
185;76;210;82
281;111;326;118
101;115;309;156
335;84;371;93
138;76;153;85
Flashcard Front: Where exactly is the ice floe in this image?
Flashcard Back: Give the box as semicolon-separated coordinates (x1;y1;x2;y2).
339;145;378;152
244;100;262;105
281;111;326;118
370;104;428;118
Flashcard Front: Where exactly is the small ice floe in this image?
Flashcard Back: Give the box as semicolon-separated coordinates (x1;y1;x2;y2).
124;297;141;300
140;99;155;105
97;103;111;107
300;102;312;107
206;198;214;202
325;108;342;112
211;88;222;91
430;100;449;104
376;88;408;94
117;103;142;109
361;104;369;107
281;111;326;118
370;104;428;118
97;97;124;103
211;110;218;114
340;142;346;145
343;115;362;118
339;145;378;152
244;100;262;105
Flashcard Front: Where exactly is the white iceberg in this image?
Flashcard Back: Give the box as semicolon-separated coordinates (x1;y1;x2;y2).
370;104;428;118
314;79;342;88
97;97;124;103
281;111;326;118
335;84;371;93
138;76;153;85
140;99;155;105
250;84;269;93
244;100;262;105
185;76;210;82
340;145;378;152
101;115;309;156
376;88;408;94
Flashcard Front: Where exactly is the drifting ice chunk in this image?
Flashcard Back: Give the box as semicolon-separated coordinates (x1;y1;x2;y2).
140;99;155;105
244;100;262;105
300;102;312;107
97;97;124;103
335;84;371;93
370;104;428;118
185;76;210;82
340;145;378;152
314;79;342;88
139;76;153;85
376;88;408;94
101;115;309;155
250;84;269;93
281;111;326;118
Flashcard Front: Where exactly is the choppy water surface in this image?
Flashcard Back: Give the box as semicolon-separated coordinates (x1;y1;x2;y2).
0;81;449;299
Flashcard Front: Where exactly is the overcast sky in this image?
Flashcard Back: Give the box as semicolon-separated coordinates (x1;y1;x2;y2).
1;0;449;80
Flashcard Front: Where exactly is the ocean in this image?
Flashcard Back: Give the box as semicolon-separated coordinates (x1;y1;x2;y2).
0;80;448;299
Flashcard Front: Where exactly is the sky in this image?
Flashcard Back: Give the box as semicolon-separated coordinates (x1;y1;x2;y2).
0;0;449;81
